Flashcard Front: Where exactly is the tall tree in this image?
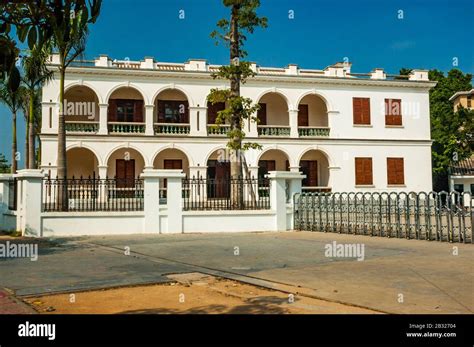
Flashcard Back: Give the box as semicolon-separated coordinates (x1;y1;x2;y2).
21;43;53;169
209;0;267;188
0;83;27;173
429;68;473;191
0;153;10;173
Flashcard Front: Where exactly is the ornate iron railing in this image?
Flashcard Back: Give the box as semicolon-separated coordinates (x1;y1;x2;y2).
294;191;473;243
8;178;17;211
43;177;144;212
108;122;145;134
298;127;330;137
258;126;291;137
65;121;99;133
207;124;230;135
182;177;270;211
154;123;190;135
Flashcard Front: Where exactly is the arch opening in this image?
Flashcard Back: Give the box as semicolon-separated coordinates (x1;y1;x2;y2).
299;150;331;192
66;147;99;179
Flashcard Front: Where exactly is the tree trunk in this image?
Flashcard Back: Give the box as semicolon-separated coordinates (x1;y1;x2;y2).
57;65;68;210
28;90;35;169
11;111;17;174
25;113;29;169
229;4;243;207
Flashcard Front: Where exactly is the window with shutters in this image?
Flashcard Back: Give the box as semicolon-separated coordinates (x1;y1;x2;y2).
355;158;373;185
109;99;143;123
157;100;189;123
387;158;404;185
353;98;371;125
257;103;267;125
385;99;402;126
298;104;309;126
300;160;318;187
207;102;225;124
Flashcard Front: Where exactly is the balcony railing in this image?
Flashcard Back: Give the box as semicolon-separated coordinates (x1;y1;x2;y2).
108;122;145;134
154;123;190;135
65;121;99;134
258;126;291;137
207;124;230;136
298;127;330;137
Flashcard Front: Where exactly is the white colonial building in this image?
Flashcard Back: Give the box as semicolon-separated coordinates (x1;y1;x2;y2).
39;54;436;193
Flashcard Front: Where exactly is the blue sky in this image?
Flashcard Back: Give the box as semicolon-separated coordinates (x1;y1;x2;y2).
1;0;473;165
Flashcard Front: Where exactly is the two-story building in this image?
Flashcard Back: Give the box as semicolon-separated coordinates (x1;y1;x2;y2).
39;54;436;193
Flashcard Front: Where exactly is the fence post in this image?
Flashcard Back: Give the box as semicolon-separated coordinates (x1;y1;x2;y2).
0;174;12;230
141;169;186;234
267;171;305;231
14;169;44;237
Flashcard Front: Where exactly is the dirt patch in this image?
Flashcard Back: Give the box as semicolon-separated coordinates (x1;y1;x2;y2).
24;273;377;314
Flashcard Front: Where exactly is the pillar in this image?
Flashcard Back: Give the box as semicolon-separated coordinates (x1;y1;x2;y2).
267;171;305;231
289;109;299;138
14;169;45;237
189;106;207;136
98;103;108;135
145;104;155;136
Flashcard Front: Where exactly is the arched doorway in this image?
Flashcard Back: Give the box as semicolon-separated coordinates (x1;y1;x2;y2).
64;86;100;133
299;150;330;192
257;92;290;136
154;89;190;135
207;148;231;198
108;87;145;134
258;149;290;180
106;148;145;184
66;148;99;179
297;94;329;137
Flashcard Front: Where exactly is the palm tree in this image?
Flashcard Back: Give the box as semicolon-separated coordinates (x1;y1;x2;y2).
48;0;101;210
22;44;53;169
0;83;27;173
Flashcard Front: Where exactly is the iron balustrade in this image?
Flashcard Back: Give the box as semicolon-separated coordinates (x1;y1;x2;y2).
182;177;271;211
43;177;144;212
294;191;473;243
8;178;17;211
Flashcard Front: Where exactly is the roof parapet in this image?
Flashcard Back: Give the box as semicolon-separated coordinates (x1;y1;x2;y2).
95;54;111;67
324;62;351;77
285;64;299;75
370;68;386;80
409;69;429;81
185;59;208;72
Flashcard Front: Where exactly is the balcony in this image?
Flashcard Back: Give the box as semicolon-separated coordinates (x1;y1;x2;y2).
298;126;330;137
207;124;230;136
154;123;190;135
65;121;99;134
108;122;145;134
258;125;291;137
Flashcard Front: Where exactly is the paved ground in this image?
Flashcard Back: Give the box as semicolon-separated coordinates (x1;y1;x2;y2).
0;232;472;313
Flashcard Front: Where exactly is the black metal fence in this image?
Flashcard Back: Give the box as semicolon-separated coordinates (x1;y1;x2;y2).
183;177;271;211
294;191;473;243
43;177;144;212
8;178;17;211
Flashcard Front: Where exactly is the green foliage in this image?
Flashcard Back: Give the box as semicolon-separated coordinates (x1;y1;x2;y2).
0;153;10;173
209;0;267;152
428;68;473;190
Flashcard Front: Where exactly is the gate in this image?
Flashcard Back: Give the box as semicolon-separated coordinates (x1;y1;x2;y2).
294;191;473;243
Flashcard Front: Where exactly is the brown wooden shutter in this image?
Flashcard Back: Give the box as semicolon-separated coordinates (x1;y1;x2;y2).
353;98;370;125
157;100;165;123
308;160;318;186
385;99;402;125
108;99;117;122
298;104;309;126
387;158;404;185
258;103;267;125
267;160;276;172
285;160;290;171
207;102;225;124
134;100;144;122
116;159;125;179
355;158;373;185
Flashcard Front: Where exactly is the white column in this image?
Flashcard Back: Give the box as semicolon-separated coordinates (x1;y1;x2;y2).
166;172;186;233
246;116;259;138
98;103;108;135
98;165;108;204
141;169;161;234
0;174;12;229
289;109;299;138
145;104;155;136
189;106;207;136
267;171;305;231
14;169;45;237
